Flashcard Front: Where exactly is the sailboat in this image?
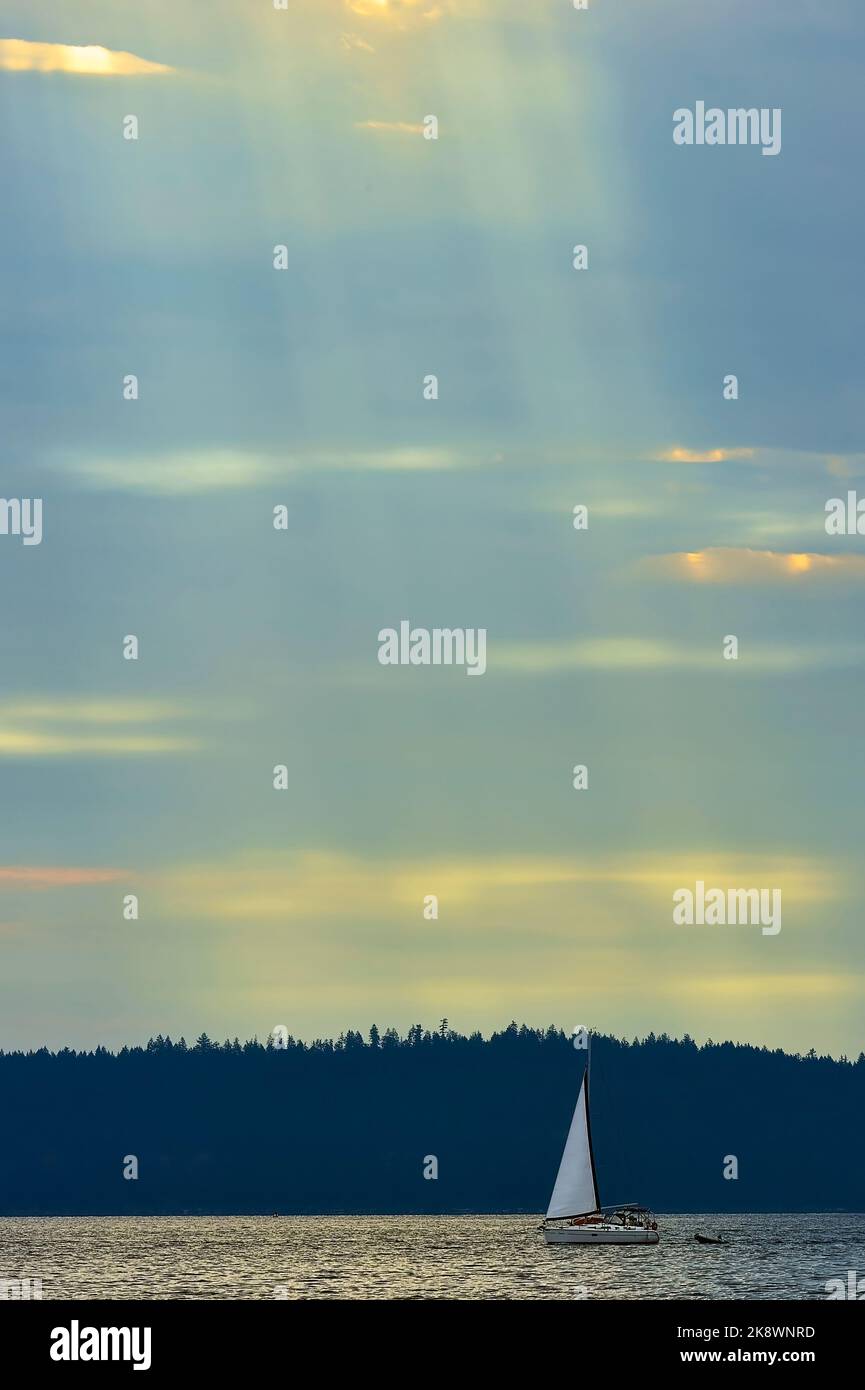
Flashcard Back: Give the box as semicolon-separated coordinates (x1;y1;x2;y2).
542;1050;659;1245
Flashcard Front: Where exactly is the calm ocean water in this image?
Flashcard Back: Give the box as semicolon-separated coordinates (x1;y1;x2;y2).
1;1214;861;1300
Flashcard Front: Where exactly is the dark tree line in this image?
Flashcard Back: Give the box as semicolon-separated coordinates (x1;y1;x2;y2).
1;1024;862;1214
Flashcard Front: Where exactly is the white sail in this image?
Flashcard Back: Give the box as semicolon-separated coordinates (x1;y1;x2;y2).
545;1071;599;1220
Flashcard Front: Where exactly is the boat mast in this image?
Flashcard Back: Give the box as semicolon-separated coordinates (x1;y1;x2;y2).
544;1028;604;1223
584;1029;601;1212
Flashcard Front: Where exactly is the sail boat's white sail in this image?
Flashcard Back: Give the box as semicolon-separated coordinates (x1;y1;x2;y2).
541;1056;659;1243
545;1071;599;1220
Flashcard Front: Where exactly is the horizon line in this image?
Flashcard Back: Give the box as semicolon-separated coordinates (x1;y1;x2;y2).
2;1021;862;1064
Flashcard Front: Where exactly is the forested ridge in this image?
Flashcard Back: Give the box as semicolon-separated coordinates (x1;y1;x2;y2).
1;1023;861;1214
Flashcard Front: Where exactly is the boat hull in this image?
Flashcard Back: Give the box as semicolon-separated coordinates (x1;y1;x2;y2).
544;1227;659;1245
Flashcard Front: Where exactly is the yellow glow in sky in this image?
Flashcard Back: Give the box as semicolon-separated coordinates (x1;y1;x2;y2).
347;0;445;23
644;547;865;586
0;39;174;76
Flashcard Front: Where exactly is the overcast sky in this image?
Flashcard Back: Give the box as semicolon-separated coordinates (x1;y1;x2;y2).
1;0;864;1054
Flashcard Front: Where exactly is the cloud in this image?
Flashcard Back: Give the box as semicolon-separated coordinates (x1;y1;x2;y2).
336;446;471;470
0;39;174;77
162;849;595;921
0;867;126;887
586;497;671;519
675;973;857;1004
0;731;194;756
355;120;425;134
154;846;844;1057
346;0;447;23
642;548;865;586
341;32;376;52
655;446;865;477
57;446;482;493
658;446;755;464
825;454;865;480
158;848;838;924
62;450;274;496
716;509;823;545
491;635;865;675
0;699;186;724
0;698;199;758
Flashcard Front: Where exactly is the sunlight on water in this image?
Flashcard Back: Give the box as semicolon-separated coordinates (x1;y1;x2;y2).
1;1214;860;1300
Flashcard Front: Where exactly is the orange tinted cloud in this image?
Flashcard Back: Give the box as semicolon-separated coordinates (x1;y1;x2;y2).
659;447;755;464
0;867;127;887
643;547;865;585
0;39;174;76
347;0;446;21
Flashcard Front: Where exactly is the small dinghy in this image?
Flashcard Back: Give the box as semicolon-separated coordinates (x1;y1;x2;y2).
694;1233;724;1245
541;1043;659;1245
